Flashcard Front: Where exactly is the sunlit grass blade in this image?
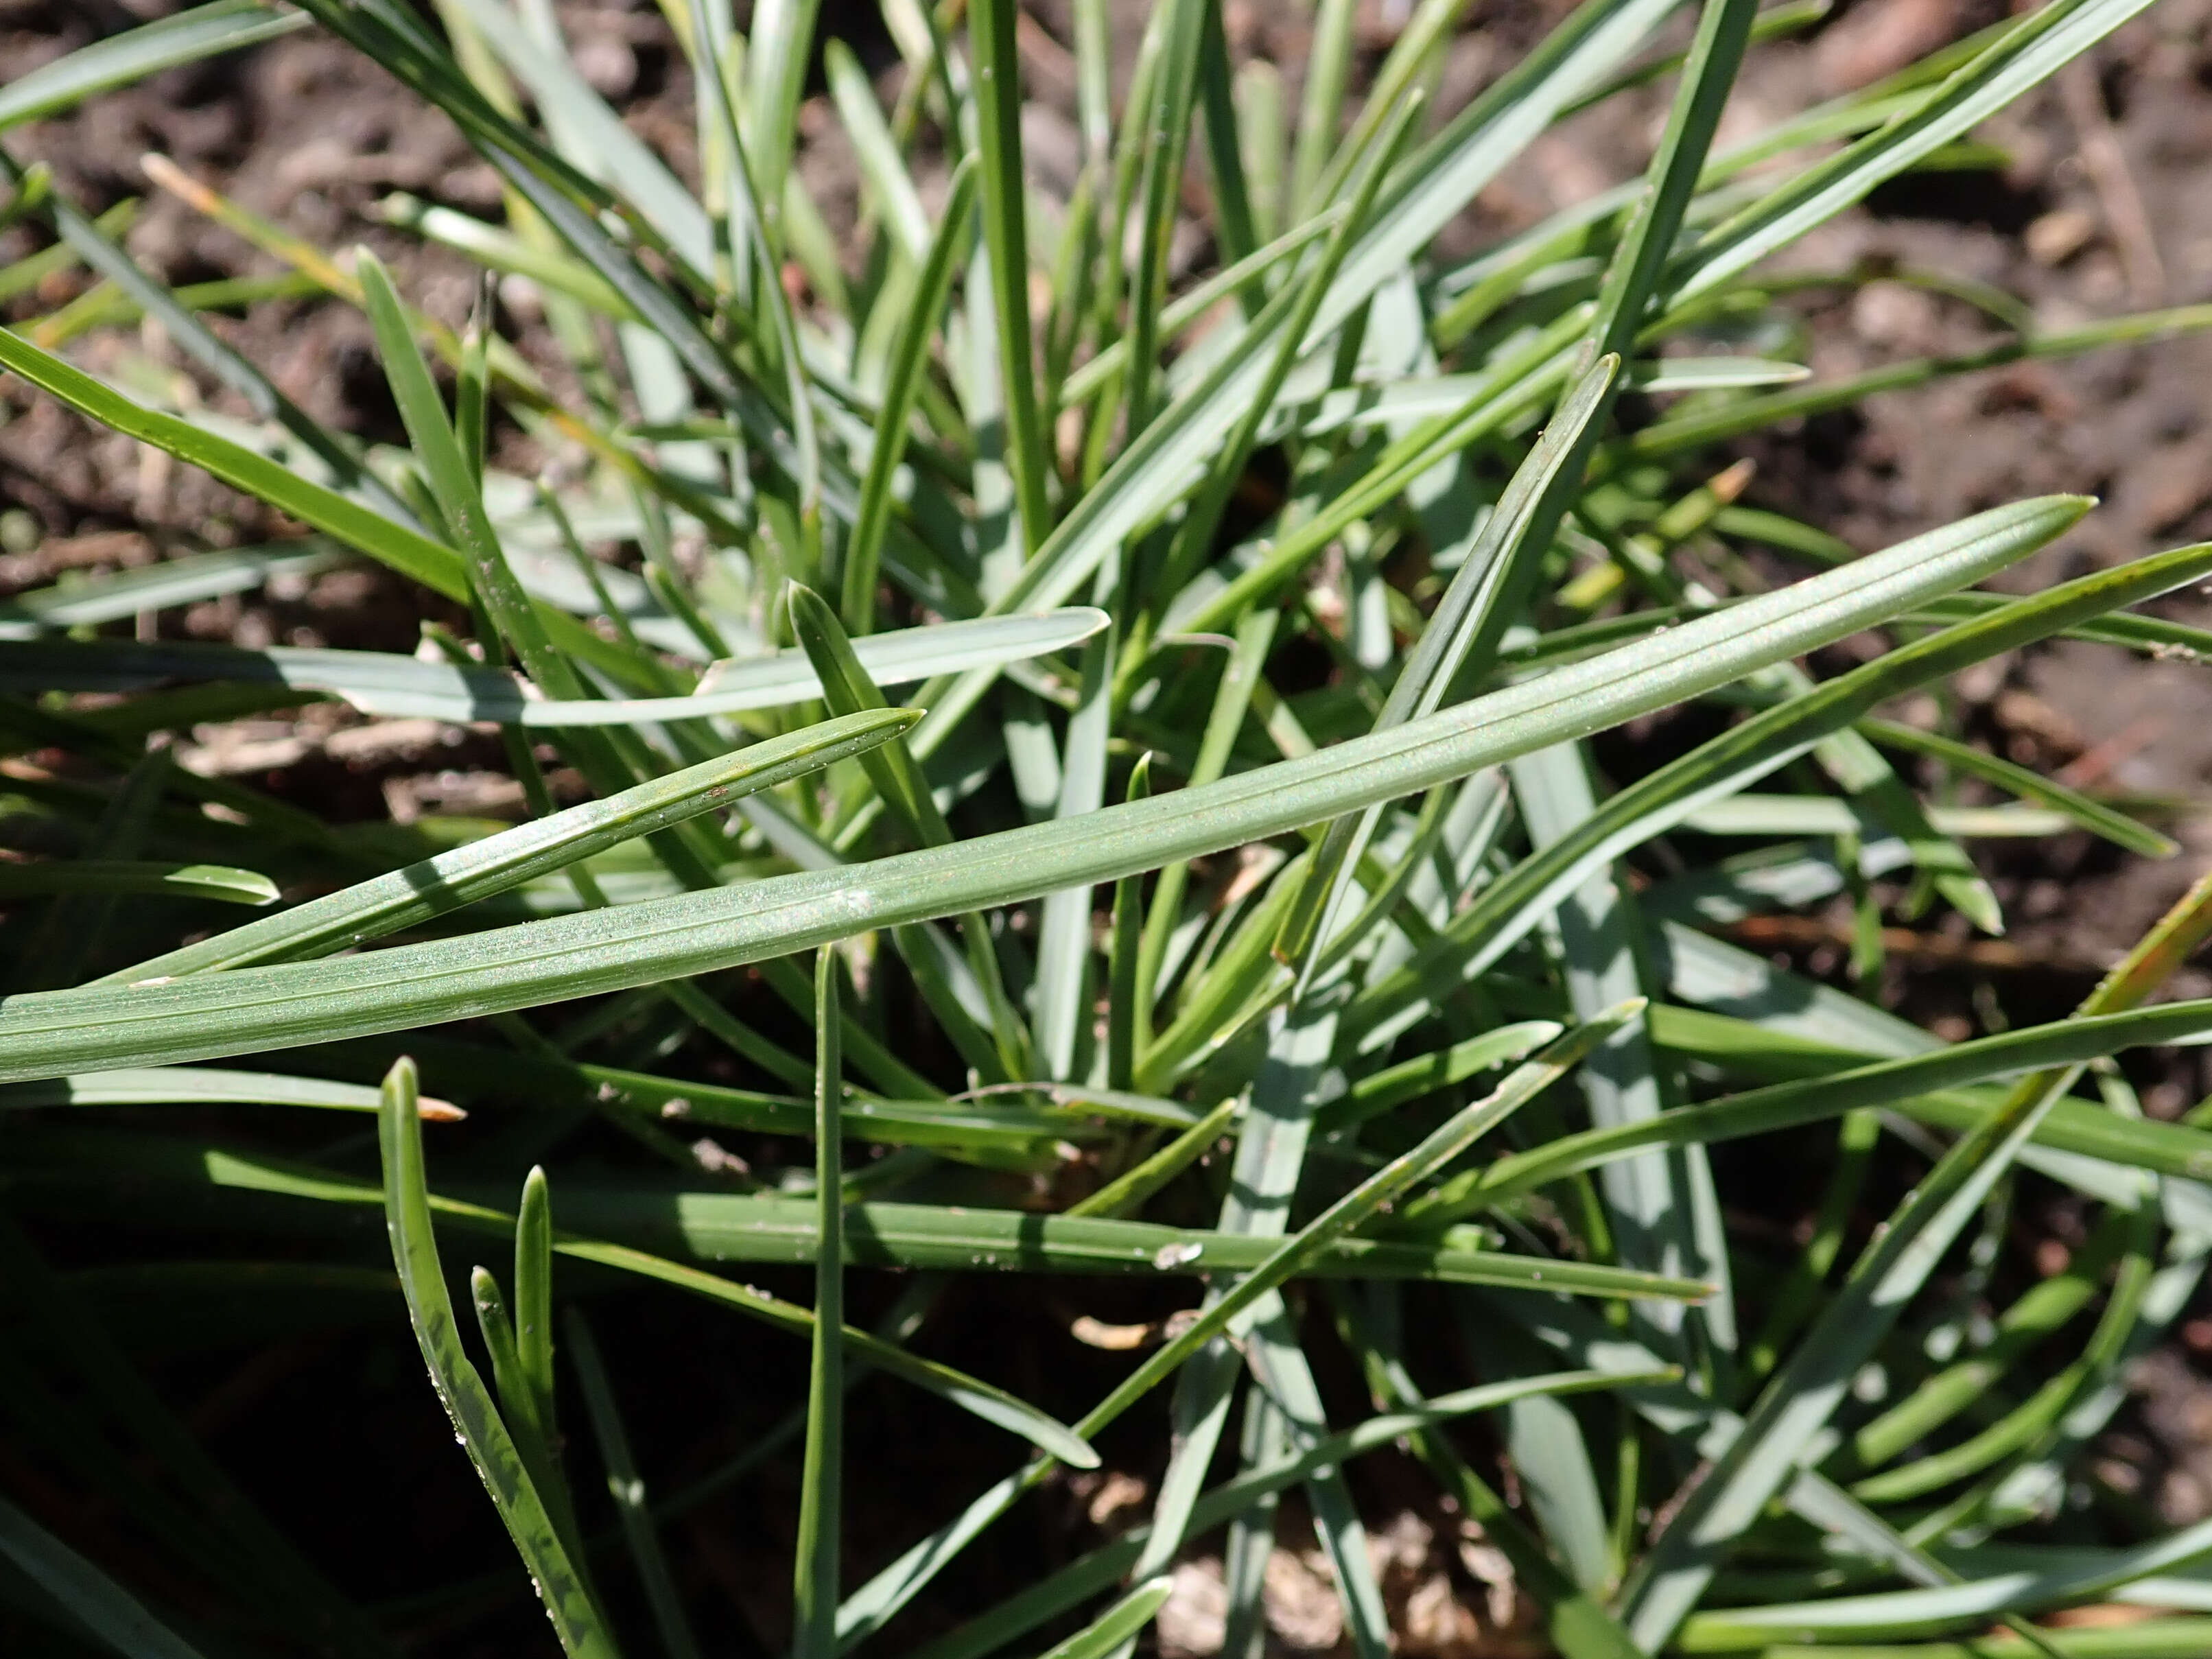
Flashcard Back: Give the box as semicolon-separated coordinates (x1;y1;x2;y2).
0;1066;460;1118
1661;0;2161;307
0;324;628;677
1275;352;1617;965
1036;1577;1175;1659
10;613;1104;725
0;1;304;131
0;496;2102;1080
1353;529;2207;1034
101;709;917;983
0;862;276;906
375;1057;618;1658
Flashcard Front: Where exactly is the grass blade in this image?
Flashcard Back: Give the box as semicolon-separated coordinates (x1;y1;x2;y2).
0;497;2106;1079
969;0;1050;551
375;1057;619;1658
0;1492;210;1659
101;709;917;983
794;950;844;1659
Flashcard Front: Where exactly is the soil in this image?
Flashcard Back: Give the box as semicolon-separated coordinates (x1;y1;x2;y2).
6;1;2212;1654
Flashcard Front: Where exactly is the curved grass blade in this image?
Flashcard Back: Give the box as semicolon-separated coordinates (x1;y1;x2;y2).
0;2;306;132
1037;1578;1175;1659
0;862;275;906
8;612;1105;723
0;496;2103;1080
1859;716;2174;858
101;709;917;983
0;326;624;676
376;1058;619;1659
0;1066;461;1119
1660;0;2164;308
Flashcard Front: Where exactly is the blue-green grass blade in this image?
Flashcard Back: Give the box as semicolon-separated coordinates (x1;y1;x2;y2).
100;710;917;983
0;1;305;131
0;498;2109;1079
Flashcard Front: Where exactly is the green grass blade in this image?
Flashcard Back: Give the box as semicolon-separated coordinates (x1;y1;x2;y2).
1621;871;2212;1648
15;613;1105;724
1035;609;1117;1079
1579;0;1758;368
1036;1577;1175;1659
1681;1511;2212;1646
969;0;1050;551
0;1;305;131
741;0;820;242
0;1067;459;1118
794;950;844;1659
375;1058;619;1658
101;710;917;983
1858;717;2174;857
842;156;978;631
0;325;628;676
1067;1097;1240;1220
543;1184;1704;1299
0;497;2108;1079
1354;530;2208;1033
1289;0;1357;217
0;543;338;637
515;1167;558;1459
1274;353;1618;965
0;862;275;906
42;1124;1101;1466
1662;0;2158;307
1406;997;2212;1225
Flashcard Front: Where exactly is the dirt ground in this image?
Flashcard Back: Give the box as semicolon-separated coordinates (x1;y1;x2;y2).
8;0;2212;1653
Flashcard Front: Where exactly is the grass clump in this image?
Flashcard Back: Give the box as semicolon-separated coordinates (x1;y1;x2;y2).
3;1;2212;1657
